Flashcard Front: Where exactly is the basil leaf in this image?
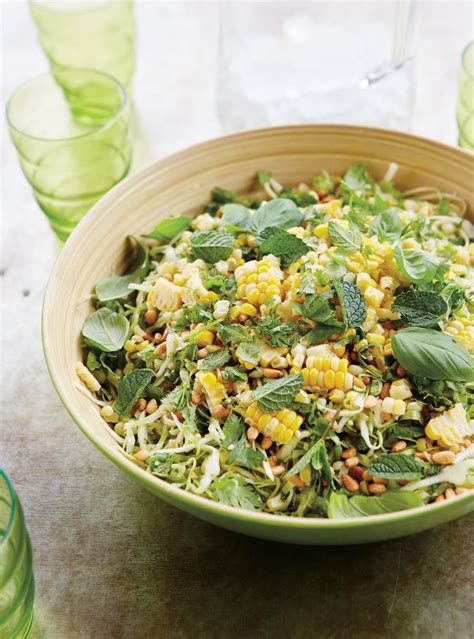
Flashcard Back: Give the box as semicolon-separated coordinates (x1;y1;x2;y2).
391;327;474;382
305;324;343;344
333;280;367;328
82;308;129;352
440;283;465;315
259;227;310;268
328;221;361;253
220;204;252;231
221;366;247;383
395;246;438;285
235;341;261;366
328;491;423;518
190;231;234;263
114;368;155;416
340;163;372;191
96;236;149;301
222;414;264;469
251;198;303;234
368;453;423;481
311;440;334;488
368;208;402;243
144;216;191;241
200;347;231;370
252;373;303;412
212;476;262;510
392;290;447;327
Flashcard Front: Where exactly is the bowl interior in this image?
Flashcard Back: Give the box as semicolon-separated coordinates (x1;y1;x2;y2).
42;125;474;543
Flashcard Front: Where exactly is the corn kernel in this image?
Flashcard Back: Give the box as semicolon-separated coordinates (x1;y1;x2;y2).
245;402;303;445
195;330;214;347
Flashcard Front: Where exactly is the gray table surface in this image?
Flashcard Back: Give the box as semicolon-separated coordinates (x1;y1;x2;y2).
1;2;473;638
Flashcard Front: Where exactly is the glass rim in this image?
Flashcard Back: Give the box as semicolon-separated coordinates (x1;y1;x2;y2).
0;470;16;547
6;66;128;143
29;0;109;15
461;40;474;78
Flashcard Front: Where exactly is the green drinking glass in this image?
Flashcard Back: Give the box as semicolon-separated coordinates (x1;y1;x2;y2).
29;0;136;92
0;471;34;639
7;67;132;241
457;40;474;150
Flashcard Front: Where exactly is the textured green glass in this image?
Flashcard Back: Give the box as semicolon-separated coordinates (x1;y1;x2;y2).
29;0;135;92
457;41;474;150
7;68;132;241
0;471;34;639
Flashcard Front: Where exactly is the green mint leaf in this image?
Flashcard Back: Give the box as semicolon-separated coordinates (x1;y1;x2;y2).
212;476;262;510
327;491;423;518
222;414;264;469
144;216;191;241
251;198;303;234
82;308;129;353
279;188;316;207
394;246;438;285
252;373;303;412
392;290;447;327
325;259;348;279
221;366;247;383
328;221;361;253
114;368;155;416
211;186;236;204
235;341;261;367
220;203;252;232
368;208;402;243
200;348;231;371
384;423;424;447
333;280;367;328
190;231;234;263
259;227;310;268
341;163;372;191
368;453;423;481
218;324;248;345
391;327;474;382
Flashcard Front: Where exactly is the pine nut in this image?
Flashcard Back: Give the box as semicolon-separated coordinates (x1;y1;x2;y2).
198;347;209;358
287;474;305;488
362;470;373;482
434;494;445;503
345;456;360;468
272;464;285;477
341;447;357;459
154;343;167;356
262;368;284;378
455;487;468;495
444;488;456;500
349;465;365;481
431;450;455;465
134;449;150;462
414;452;426;461
154;332;165;343
341;474;359;492
392;440;407;453
260;436;273;450
364;395;377;409
211;404;229;420
131;398;147;415
246;426;259;442
144;308;157;325
368;483;386;494
146;399;158;414
380;382;391;399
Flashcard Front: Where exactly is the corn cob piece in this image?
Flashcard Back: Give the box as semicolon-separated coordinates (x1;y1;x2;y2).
196;371;226;408
245;402;303;445
425;403;472;448
148;277;182;311
381;397;407;417
302;355;353;391
234;257;283;309
444;317;474;354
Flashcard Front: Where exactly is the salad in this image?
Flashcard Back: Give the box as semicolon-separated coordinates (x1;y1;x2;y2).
76;164;474;518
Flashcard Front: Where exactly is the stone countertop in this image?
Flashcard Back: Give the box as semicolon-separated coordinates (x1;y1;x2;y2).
1;2;473;638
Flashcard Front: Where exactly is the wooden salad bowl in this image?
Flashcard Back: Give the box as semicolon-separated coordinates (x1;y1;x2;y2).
42;125;474;544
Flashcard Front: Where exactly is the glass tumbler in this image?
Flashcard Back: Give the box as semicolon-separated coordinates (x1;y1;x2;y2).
7;67;132;241
0;471;35;639
29;0;136;92
457;41;474;150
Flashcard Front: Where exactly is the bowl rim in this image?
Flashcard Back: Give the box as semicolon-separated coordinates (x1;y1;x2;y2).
42;123;474;529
